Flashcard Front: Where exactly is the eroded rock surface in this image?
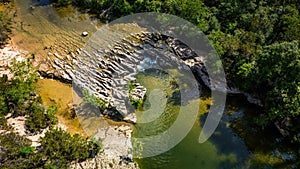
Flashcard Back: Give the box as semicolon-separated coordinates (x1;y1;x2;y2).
40;30;205;121
71;125;138;169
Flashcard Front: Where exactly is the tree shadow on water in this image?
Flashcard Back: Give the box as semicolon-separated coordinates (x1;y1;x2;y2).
199;113;251;168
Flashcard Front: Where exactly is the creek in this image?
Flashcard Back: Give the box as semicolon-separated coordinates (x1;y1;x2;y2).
10;1;295;168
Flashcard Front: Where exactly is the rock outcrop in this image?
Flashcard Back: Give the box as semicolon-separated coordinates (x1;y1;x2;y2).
38;25;262;122
70;125;138;169
39;31;205;121
129;82;147;101
0;44;26;79
71;151;138;169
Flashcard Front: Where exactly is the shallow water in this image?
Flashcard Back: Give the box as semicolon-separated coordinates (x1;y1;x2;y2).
12;0;99;57
36;79;86;135
10;0;101;136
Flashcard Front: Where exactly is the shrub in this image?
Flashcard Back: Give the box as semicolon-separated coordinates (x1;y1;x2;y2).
40;128;101;168
19;146;35;157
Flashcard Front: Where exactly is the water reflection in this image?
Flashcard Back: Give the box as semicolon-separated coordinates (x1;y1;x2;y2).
31;0;51;6
134;72;250;169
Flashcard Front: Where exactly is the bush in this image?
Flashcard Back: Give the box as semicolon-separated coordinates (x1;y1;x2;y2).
19;146;35;157
5;59;38;116
40;128;101;168
25;105;58;133
131;99;143;109
82;89;107;109
0;94;8;116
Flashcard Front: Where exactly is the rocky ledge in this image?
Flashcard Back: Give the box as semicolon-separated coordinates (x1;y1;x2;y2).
39;28;262;124
38;30;206;122
71;125;138;169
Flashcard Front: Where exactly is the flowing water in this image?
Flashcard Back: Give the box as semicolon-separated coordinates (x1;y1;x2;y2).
9;1;296;169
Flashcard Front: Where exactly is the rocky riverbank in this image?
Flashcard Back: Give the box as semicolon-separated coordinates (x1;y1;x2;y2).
0;42;140;169
71;125;138;169
39;27;262;123
2;112;138;169
0;43;27;78
38;29;205;121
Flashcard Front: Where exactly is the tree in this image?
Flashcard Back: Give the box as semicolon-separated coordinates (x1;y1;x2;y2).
0;132;31;165
254;41;300;127
25;105;58;133
276;5;300;42
5;59;38;116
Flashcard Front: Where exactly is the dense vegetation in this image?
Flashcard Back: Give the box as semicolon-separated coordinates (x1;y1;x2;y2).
51;0;300;142
0;59;100;168
0;3;11;47
39;128;101;168
0;128;100;168
0;59;57;132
